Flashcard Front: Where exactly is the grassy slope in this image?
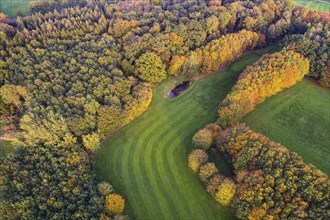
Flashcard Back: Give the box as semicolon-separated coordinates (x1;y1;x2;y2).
243;79;330;176
0;140;13;158
0;0;328;17
310;1;330;12
0;117;14;158
0;0;32;17
294;0;330;12
96;45;279;220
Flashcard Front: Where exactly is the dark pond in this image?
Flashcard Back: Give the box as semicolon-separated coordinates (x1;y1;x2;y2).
168;81;191;98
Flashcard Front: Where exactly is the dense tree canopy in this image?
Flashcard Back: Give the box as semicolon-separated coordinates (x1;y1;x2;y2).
217;123;330;219
281;25;330;87
0;145;104;219
0;0;266;151
172;30;262;77
0;13;16;38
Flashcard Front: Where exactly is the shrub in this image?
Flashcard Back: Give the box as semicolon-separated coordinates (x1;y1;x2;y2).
198;163;218;183
100;213;112;220
247;207;267;220
98;182;114;196
207;174;225;196
320;68;330;88
215;178;236;206
113;214;129;220
82;132;101;152
105;194;125;215
188;149;208;172
204;123;223;139
192;129;213;150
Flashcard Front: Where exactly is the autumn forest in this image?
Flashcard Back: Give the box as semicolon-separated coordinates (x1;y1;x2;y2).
0;0;329;219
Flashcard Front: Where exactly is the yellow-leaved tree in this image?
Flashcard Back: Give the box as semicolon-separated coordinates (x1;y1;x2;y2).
16;111;77;148
105;194;125;215
215;178;236;206
188;149;208;172
82;132;100;152
0;84;29;113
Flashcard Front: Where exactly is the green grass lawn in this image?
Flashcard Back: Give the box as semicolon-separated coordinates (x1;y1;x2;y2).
0;0;33;17
309;1;330;11
0;117;15;158
96;45;279;220
243;79;330;176
294;0;330;12
0;140;14;158
0;0;328;17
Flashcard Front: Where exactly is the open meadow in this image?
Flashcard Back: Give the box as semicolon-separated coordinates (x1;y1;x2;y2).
294;0;330;12
0;141;13;158
243;79;330;176
0;0;32;17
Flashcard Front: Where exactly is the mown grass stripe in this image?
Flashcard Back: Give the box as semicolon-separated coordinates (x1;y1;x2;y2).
141;101;199;218
129;121;162;218
154;104;204;218
124;98;196;219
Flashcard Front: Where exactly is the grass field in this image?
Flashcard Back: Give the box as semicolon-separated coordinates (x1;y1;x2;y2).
294;0;330;12
0;117;14;158
0;140;13;158
0;0;328;18
243;79;330;176
96;45;279;220
0;0;328;17
0;0;32;17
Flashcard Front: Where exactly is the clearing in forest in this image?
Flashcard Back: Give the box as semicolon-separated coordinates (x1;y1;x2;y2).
0;0;33;17
96;45;279;220
97;43;329;219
